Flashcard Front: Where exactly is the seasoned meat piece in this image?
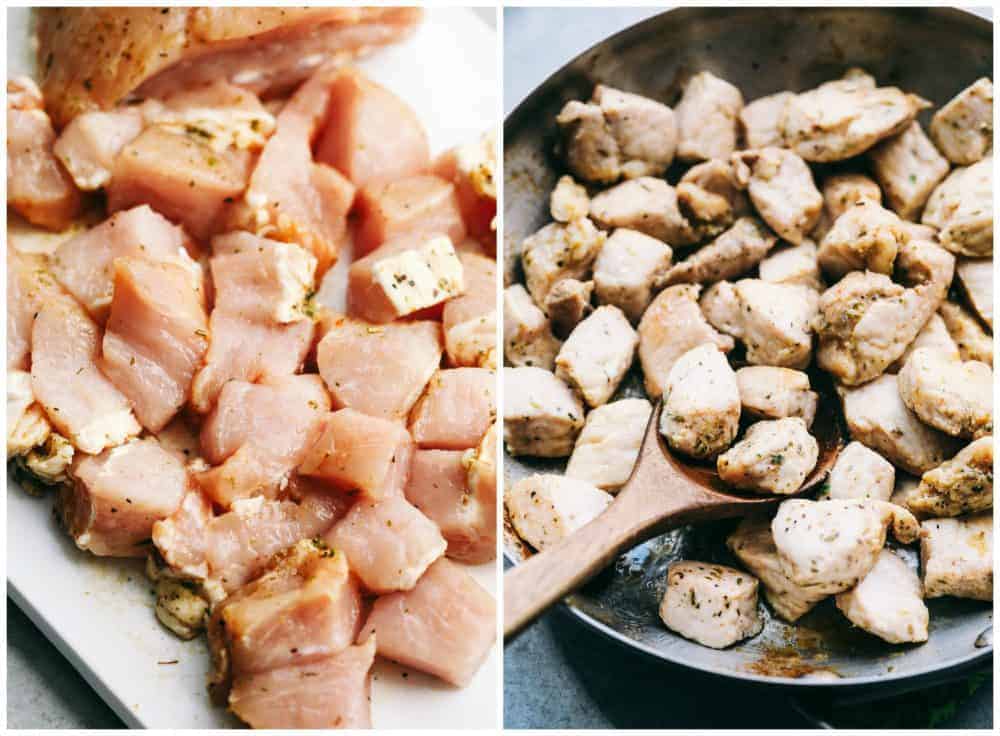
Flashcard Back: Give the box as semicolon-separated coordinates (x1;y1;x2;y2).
735;366;818;426
675;180;734;238
889;312;960;373
897;348;992;439
555;306;638;408
679;158;751;219
955;257;993;330
758;240;823;291
921;157;993;257
566;398;652;492
503;285;561;370
593;228;672;322
717;417;818;495
589;177;701;246
7;371;50;459
813;172;882;242
817;200;906;280
675;72;744;162
661;216;776;287
442;252;497;369
701;279;818;370
503;367;585;457
505;474;612;551
659;561;762;649
637;284;734;397
908;436;993;518
921;512;992;600
354;174;465;257
930;78;994;165
732;148;822;245
739;91;794;149
7;250;67;371
433;130;497;252
409;368;496;451
660;344;740;460
869;121;949;220
545;279;594;339
939;301;993;366
827;441;895;501
520;218;605;306
839;373;960;475
550;175;591;222
835;549;928;644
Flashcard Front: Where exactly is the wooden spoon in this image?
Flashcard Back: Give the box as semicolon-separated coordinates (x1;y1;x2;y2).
504;398;842;641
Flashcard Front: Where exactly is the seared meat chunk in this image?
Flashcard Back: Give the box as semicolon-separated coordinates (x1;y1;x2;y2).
545;278;594;339
814;172;882;242
869;121;949;220
897;348;993;439
661;216;776;287
835;549;928;644
922;157;993;257
566;398;652;492
555;306;638;408
675;72;744;162
908;437;993;517
505;474;612;551
735;366;817;426
520;218;605;306
817;200;906;280
589;177;701;246
920;512;993;600
939;301;993;366
659;561;762;649
889;312;960;373
955;257;993;330
930;78;993;165
717;417;818;495
503;285;561;370
732;148;822;245
503;367;585;457
593;228;673;322
550;175;591;222
739;91;794;149
758;240;823;291
827;441;895;501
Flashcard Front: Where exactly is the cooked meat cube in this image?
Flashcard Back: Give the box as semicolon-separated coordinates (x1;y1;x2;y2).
593;228;672;322
732;148;822;245
726;516;834;622
442;252;497;368
679;158;751;219
921;512;992;600
675;72;744;162
930;78;993;165
326;495;445;594
659;561;762;649
869;121;950;220
675;180;735;238
735;366;818;426
758;240;824;291
835;549;928;644
61;437;187;557
358;558;496;687
316;315;441;421
661;216;777;287
921;157;993;257
813;172;883;242
410;368;495;450
955;257;993;329
660;344;740;460
908;436;993;517
889;473;923;515
637;284;734;398
566;398;652;492
701;279;818;370
433;130;497;251
7;250;68;371
505;474;612;551
939;301;993;366
771;498;919;592
898;348;992;439
546;278;594;339
889;312;961;373
739;91;794;149
589;177;701;246
520;218;605;306
556;84;677;183
817;200;906;280
503;285;561;370
827;441;895;501
504;367;584;457
555;305;638;408
840;373;960;475
550;175;591;222
717;417;818;495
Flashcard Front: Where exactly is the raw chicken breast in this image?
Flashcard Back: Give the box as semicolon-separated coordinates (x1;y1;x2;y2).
732;148;822;245
432;131;497;251
503;285;561;370
827;441;895;501
735;366;817;426
555;306;638;408
920;512;992;601
354;174;465;257
409;368;496;450
930;78;993;165
505;474;612;551
593;228;673;322
53;106;148;191
835;549;928;644
7;249;66;370
897;348;992;439
908;436;993;518
660;216;776;287
717;417;818;495
566;398;652;492
442;253;497;368
659;561;762;649
674;72;744;162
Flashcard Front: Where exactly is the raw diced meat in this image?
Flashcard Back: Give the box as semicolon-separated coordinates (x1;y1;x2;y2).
930;78;993;165
503;285;561;370
659;561;762;648
354;174;465;257
827;441;895;501
503;367;584;457
409;368;495;450
152;490;213;579
717;417;818;495
555;306;637;408
505;474;611;551
920;512;992;601
7;250;66;370
565;398;651;492
432;131;497;250
443;253;497;368
53;107;147;191
675;72;743;162
593;228;672;322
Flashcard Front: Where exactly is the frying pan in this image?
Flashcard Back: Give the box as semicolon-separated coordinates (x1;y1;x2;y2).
503;6;993;694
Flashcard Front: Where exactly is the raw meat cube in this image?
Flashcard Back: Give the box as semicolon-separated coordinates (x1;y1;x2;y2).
409;368;495;450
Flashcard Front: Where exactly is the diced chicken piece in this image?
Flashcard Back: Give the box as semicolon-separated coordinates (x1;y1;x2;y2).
869;121;950;220
739;91;794;149
556;84;677;183
443;252;496;368
658;561;762;649
354;174;465;257
760;238;823;291
827;441;895;501
840;373;959;475
908;436;993;518
505;474;612;551
889;312;960;373
955;258;993;329
503;285;561;370
930;78;994;165
152;577;209;641
661;216;777;287
781;74;929;162
732;148;822;245
735;366;818;426
637;284;735;398
889;473;923;516
53;107;146;191
7;371;51;457
921;512;992;600
503;367;584;457
718;418;818;495
660;344;740;460
6;77;81;230
555;306;637;408
675;180;735;239
409;368;495;450
152;490;214;579
772;498;919;592
939;301;993;366
679;158;751;219
727;516;834;622
359;558;495;687
835;549;928;644
520;218;605;307
545;279;594;339
100;258;208;433
701;279;818;369
550;175;590;222
300;408;413;500
326;495;445;594
898;348;992;439
566;398;651;492
61;437;187;557
589;177;701;246
813;172;882;242
7;250;66;371
675;72;744;162
817;200;906;280
432;131;497;250
593;229;672;322
922;157;993;257
197;376;330;507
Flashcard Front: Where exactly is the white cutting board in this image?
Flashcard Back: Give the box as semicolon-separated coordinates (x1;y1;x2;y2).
6;6;499;729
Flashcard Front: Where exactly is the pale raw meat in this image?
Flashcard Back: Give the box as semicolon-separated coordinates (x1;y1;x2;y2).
505;474;611;551
520;218;605;306
661;216;776;287
409;368;495;450
909;437;993;517
675;72;743;162
739;91;794;149
555;306;637;408
442;252;497;368
827;441;895;501
921;157;993;257
835;549;928;644
545;279;594;339
897;348;992;439
930;78;993;165
503;367;584;458
566;398;652;492
732;148;821;245
503;285;561;370
869;121;949;220
735;366;817;426
7;250;65;371
53;107;147;191
817;200;906;280
432;131;497;250
717;417;818;494
659;561;762;649
920;512;993;601
593;228;672;322
354;174;465;257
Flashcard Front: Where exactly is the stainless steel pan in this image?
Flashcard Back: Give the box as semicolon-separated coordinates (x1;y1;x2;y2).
503;6;992;691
